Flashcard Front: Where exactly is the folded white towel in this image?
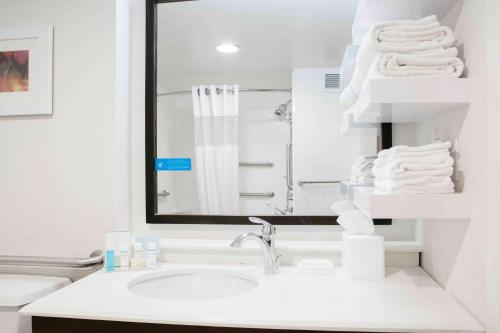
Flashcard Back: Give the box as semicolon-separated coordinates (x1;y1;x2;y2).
381;141;451;154
374;151;452;167
374;19;455;47
374;177;454;193
372;156;454;178
356;16;455;76
380;175;451;186
373;167;453;181
373;48;464;78
337;210;375;235
372;141;455;193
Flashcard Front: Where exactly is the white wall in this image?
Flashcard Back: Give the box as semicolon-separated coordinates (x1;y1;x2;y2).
238;92;291;215
292;68;377;215
484;1;500;330
418;1;500;330
0;0;122;258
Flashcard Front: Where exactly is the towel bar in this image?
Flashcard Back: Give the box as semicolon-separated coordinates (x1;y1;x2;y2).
240;191;275;198
297;180;341;186
159;190;274;198
239;161;274;167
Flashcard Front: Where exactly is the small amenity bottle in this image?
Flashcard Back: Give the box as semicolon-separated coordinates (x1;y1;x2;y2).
131;242;143;269
105;245;115;272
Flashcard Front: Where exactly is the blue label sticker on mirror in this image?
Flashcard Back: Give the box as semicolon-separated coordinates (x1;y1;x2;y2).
155;158;192;171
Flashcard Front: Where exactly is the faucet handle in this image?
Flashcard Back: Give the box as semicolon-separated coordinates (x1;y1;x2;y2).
248;217;275;238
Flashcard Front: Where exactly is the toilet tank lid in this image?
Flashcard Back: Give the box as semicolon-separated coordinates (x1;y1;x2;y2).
0;274;70;307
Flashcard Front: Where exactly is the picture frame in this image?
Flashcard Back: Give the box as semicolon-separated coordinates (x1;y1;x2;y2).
0;25;53;116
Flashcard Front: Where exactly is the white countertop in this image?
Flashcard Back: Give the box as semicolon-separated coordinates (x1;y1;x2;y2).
21;263;483;332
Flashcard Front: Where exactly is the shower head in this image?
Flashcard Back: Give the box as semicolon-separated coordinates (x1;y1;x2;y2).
274;104;288;115
274;99;292;116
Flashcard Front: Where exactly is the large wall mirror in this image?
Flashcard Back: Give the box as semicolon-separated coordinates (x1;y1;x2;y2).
146;0;391;224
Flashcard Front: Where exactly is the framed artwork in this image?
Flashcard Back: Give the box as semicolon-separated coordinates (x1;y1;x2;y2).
0;25;53;116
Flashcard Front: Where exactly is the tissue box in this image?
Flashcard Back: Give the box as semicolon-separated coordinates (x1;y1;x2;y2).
342;232;385;280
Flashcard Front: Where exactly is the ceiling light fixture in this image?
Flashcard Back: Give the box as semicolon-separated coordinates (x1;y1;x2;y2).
216;43;239;54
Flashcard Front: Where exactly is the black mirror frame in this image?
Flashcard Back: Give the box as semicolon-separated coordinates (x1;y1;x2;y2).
145;0;392;225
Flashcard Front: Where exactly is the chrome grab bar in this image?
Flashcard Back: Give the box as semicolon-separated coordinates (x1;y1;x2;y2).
157;190;170;198
297;180;341;186
0;253;103;268
286;141;293;190
239;161;274;167
160;190;275;198
240;191;275;198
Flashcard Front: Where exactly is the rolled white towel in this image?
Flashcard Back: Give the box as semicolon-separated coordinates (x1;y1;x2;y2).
351;156;375;182
351;167;373;177
374;177;454;194
351;173;375;184
351;159;374;171
353;155;376;164
374;48;464;78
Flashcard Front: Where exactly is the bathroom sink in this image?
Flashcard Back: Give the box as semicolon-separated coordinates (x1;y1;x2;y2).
128;269;258;301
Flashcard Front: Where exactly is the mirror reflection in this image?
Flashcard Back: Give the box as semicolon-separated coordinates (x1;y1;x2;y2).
155;0;378;216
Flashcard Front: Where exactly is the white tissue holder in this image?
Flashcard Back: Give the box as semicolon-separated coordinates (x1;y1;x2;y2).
342;232;385;280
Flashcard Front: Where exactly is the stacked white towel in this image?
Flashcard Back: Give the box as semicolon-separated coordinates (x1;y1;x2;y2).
372;141;455;193
350;156;376;183
340;15;464;109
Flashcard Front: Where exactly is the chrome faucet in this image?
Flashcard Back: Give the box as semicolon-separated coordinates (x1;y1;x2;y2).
230;217;279;274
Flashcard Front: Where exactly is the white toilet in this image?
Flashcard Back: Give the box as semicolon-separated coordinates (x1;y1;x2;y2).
0;274;70;333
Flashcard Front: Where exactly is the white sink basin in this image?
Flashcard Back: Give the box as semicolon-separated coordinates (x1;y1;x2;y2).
128;269;258;301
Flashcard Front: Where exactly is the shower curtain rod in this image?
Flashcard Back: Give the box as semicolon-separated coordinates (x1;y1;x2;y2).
158;88;292;97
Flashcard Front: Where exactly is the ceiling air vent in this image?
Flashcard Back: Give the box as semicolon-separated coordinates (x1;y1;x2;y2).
324;73;341;90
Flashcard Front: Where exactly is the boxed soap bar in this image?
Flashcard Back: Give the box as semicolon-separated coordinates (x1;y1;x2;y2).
297;258;335;276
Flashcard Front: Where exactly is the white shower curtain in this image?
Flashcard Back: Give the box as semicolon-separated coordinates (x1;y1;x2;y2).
192;85;239;215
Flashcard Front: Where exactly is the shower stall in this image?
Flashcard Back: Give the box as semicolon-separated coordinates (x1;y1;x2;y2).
156;87;293;216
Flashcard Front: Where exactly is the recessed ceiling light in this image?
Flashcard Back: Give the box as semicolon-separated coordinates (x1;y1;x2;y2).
216;43;239;54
